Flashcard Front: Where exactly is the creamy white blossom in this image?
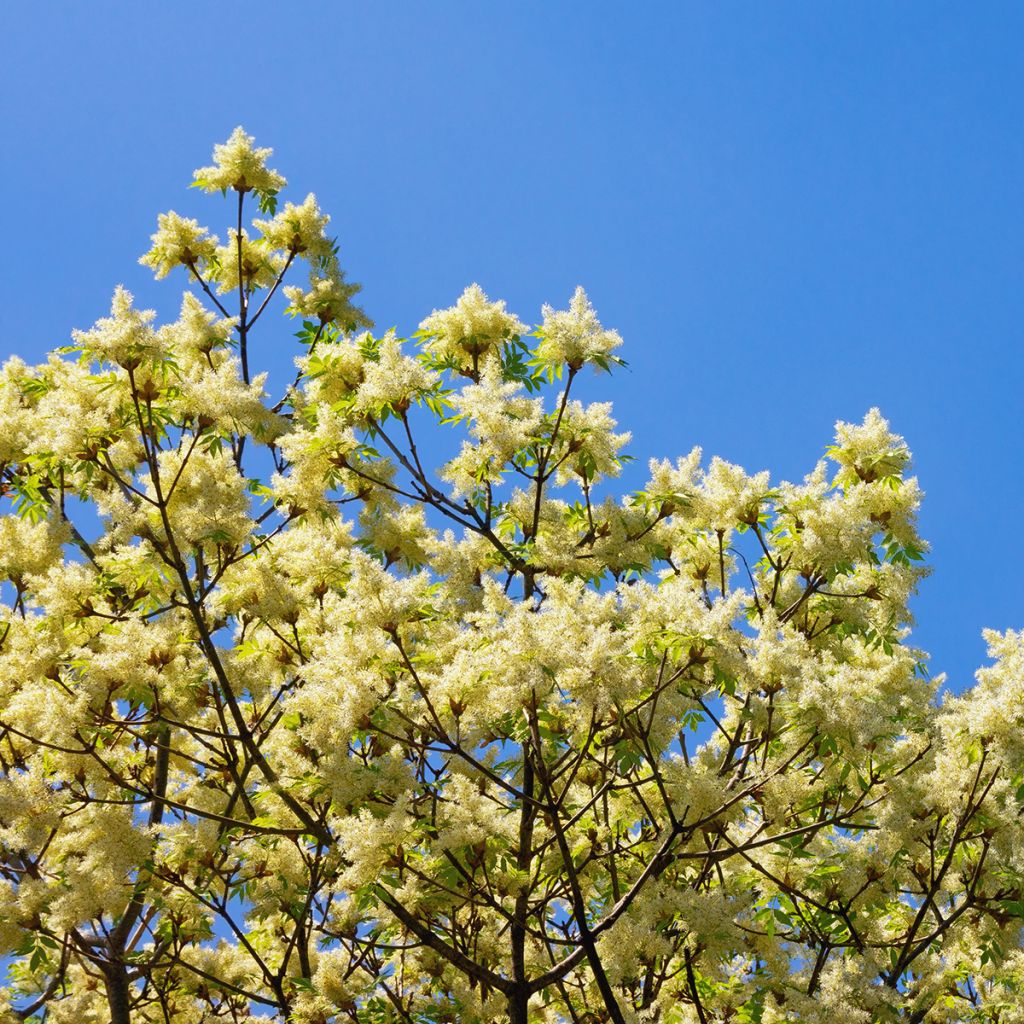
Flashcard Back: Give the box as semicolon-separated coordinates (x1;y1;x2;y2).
419;282;527;374
193;125;286;195
139;210;219;278
537;285;623;369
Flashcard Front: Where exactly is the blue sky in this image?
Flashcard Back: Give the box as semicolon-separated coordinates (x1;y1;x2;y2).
2;2;1021;692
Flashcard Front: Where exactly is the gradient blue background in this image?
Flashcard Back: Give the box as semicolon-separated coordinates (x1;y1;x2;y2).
2;3;1021;693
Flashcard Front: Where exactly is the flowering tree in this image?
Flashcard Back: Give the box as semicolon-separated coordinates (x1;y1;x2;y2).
1;130;1023;1024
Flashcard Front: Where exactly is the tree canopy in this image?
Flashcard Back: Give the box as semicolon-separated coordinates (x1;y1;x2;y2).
1;129;1022;1024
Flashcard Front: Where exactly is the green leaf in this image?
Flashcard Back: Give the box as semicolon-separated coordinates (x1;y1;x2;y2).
256;189;279;215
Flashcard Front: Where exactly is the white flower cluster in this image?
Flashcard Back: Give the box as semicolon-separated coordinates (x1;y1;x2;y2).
419;283;527;373
537;286;623;370
192;125;287;195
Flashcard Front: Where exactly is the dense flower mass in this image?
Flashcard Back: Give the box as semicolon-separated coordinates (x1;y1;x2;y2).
418;282;528;376
139;212;219;280
537;285;624;371
0;131;1020;1024
192;125;287;196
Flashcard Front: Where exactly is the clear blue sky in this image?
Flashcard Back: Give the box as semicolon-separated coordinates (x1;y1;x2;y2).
2;3;1021;693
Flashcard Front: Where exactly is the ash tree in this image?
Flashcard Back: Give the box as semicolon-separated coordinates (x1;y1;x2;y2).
1;129;1023;1024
